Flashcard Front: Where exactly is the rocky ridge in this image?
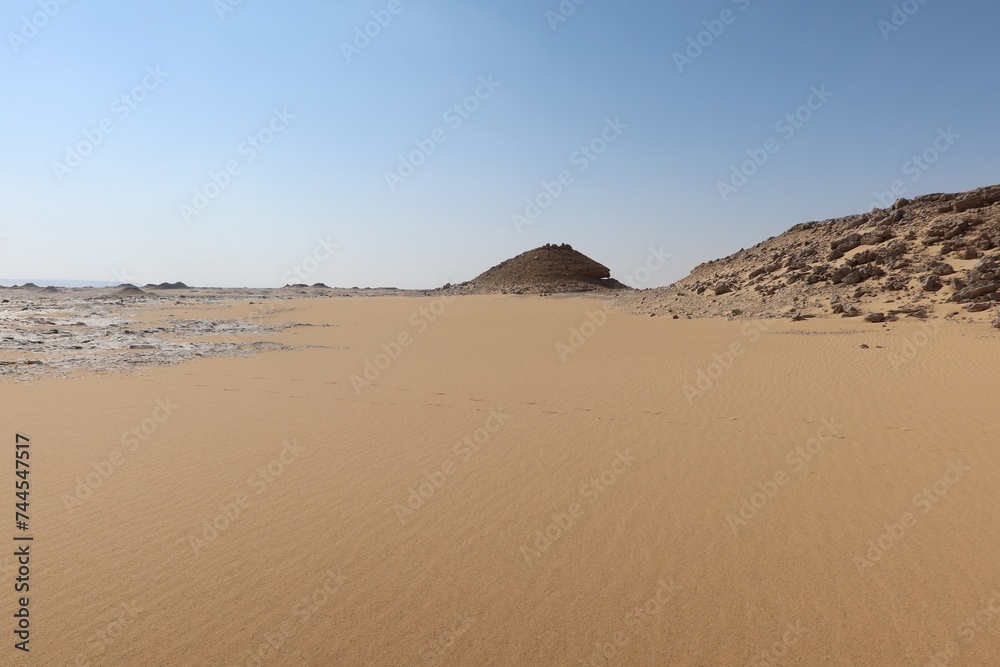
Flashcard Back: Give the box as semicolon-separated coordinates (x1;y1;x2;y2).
620;184;1000;324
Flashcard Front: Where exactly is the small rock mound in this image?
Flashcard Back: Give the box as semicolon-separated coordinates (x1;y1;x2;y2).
462;244;629;294
117;285;147;296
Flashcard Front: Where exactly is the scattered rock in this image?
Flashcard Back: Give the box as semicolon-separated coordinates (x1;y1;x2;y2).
841;305;861;318
931;262;956;276
922;276;943;292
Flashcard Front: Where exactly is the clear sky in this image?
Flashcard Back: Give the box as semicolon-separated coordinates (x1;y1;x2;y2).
1;0;997;288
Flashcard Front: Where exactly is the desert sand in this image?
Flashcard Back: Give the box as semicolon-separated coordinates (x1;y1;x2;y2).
4;293;1000;666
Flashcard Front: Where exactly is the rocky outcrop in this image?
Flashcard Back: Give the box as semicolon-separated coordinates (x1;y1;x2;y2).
616;184;1000;321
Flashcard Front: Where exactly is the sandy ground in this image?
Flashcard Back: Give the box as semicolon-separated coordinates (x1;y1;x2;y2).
3;295;999;666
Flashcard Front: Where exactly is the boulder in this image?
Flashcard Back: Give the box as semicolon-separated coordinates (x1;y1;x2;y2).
931;262;956;276
953;283;1000;302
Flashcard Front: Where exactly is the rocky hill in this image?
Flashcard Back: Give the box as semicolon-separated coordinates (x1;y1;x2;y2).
452;244;628;294
621;184;1000;324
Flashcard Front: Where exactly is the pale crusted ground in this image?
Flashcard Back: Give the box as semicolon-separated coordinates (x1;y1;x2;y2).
3;295;999;666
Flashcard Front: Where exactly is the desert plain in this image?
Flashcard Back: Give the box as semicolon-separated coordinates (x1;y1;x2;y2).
3;286;999;666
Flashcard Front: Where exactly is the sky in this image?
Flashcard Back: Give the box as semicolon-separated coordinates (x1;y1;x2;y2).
0;0;997;288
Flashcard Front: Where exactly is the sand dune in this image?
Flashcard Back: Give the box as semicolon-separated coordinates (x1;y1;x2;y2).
5;295;1000;665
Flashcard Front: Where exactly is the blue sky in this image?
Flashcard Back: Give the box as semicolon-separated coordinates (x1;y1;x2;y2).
1;0;997;288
